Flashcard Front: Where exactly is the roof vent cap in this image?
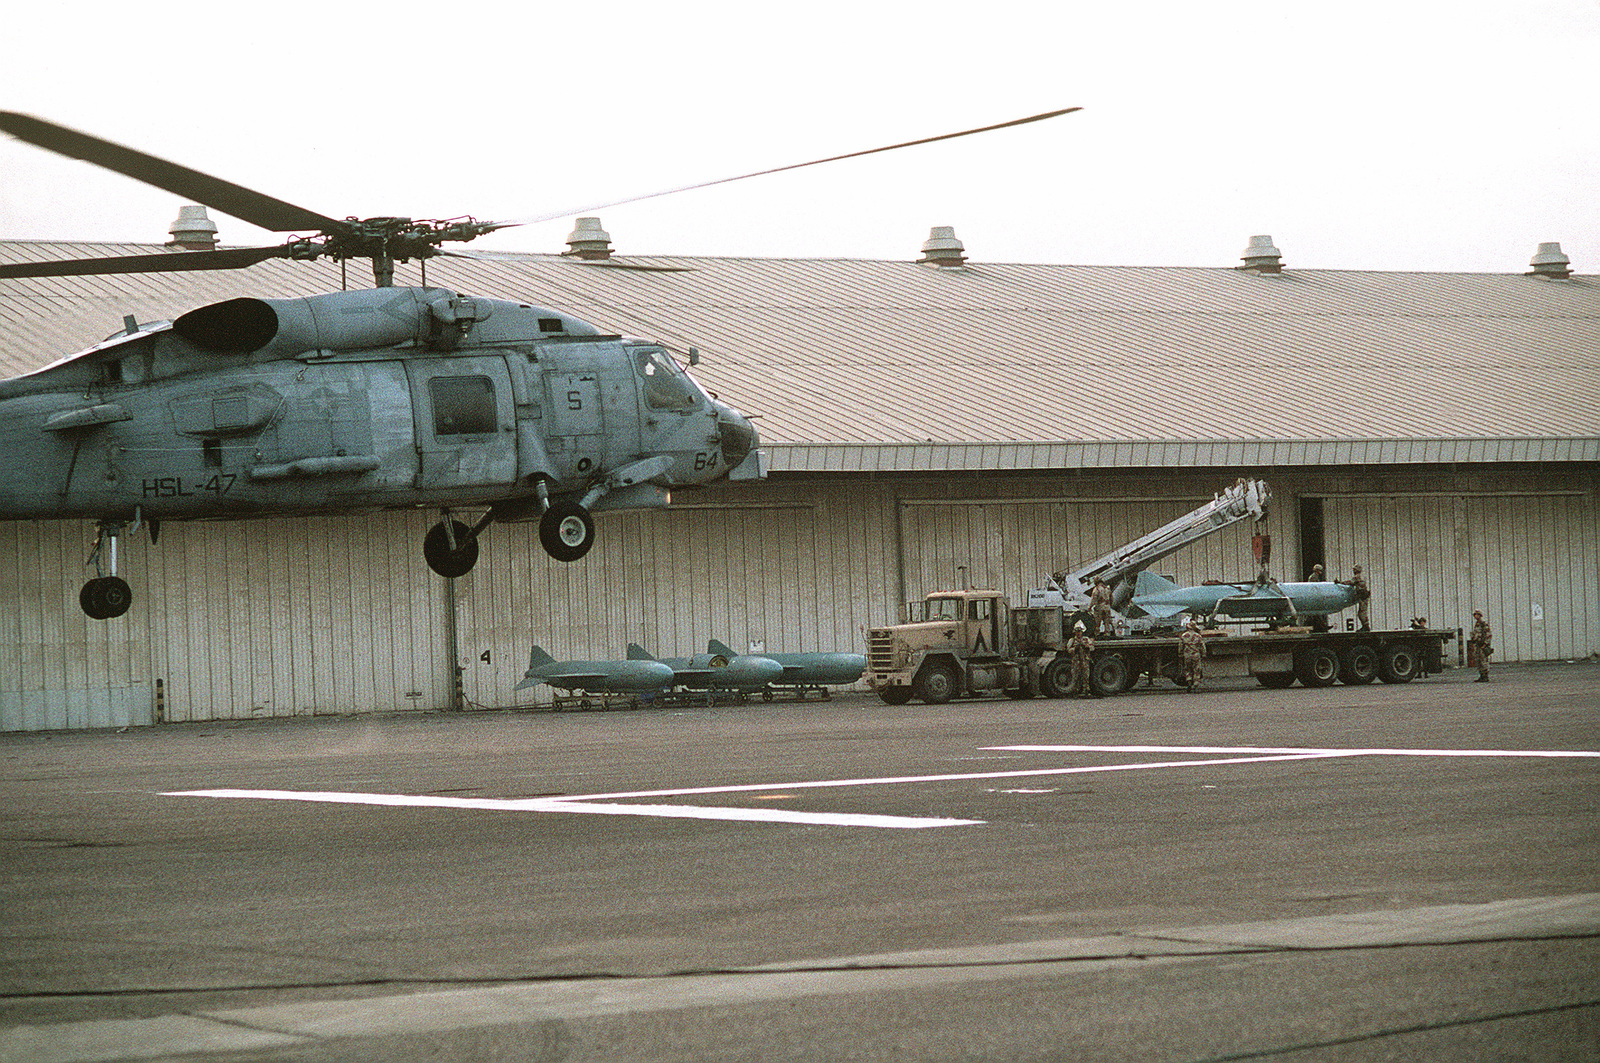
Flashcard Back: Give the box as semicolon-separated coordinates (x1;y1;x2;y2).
564;217;613;260
1528;241;1572;279
1238;234;1284;273
167;205;218;250
919;225;967;267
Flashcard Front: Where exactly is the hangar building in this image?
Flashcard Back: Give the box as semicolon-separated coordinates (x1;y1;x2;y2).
2;225;1597;730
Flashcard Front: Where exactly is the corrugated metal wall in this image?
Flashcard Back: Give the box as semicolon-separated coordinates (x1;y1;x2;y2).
1;514;450;730
1319;492;1599;661
4;474;1597;731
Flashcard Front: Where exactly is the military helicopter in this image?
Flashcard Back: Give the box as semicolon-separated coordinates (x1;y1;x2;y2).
0;106;1078;619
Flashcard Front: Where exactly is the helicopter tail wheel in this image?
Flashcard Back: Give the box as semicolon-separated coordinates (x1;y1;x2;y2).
539;501;596;562
80;576;133;620
423;519;480;578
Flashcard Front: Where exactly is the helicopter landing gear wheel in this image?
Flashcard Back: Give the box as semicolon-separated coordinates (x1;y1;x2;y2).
79;519;134;619
540;501;596;562
79;576;133;620
424;519;479;578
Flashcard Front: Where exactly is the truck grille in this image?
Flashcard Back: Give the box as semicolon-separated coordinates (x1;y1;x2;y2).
868;631;897;672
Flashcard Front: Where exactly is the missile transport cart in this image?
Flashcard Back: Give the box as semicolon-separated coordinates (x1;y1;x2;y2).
864;480;1457;703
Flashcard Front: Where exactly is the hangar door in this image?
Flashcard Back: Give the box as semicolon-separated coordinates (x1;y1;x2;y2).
1316;493;1599;662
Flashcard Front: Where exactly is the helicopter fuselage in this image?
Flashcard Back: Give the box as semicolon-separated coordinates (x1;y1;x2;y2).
0;287;764;615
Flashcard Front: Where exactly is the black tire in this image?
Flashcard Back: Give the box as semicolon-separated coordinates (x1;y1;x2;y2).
1042;656;1077;699
80;579;105;619
80;576;134;620
1256;671;1297;688
423;519;479;578
1339;644;1379;685
1294;645;1340;688
540;501;596;562
1089;653;1128;697
1378;643;1420;684
913;661;958;704
877;686;914;705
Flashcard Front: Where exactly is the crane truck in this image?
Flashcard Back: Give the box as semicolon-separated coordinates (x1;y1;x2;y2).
864;479;1455;704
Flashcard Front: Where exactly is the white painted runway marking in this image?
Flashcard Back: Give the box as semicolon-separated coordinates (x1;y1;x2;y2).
163;789;981;829
165;744;1597;829
988;744;1600;759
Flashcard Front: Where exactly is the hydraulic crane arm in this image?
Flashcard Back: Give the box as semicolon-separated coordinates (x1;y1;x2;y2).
1053;479;1270;605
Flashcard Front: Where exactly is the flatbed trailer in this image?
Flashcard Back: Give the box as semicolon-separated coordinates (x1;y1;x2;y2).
1078;626;1458;695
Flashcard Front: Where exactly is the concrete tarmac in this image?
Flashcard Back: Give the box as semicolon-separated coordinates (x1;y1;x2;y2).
1;662;1596;1061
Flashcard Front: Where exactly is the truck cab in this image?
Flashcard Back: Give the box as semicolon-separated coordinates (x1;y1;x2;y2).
867;590;1031;704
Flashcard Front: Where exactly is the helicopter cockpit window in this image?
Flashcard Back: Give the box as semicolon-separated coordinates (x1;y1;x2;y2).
634;348;699;411
429;375;498;436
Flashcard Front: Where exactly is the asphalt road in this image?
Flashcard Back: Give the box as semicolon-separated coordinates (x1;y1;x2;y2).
2;662;1597;1062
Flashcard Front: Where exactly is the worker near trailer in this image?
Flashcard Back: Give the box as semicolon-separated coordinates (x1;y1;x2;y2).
1179;616;1206;691
1348;565;1371;631
1469;610;1493;682
1066;621;1095;698
1089;577;1113;635
1411;617;1433;676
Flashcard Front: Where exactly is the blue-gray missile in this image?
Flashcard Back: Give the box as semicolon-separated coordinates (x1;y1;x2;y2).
627;643;784;691
1131;571;1359;622
708;640;866;687
517;645;675;693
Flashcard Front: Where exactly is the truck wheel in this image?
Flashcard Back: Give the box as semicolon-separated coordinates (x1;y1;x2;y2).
1378;643;1419;683
1339;644;1379;685
1042;657;1076;698
1089;653;1128;697
1065;610;1097;637
1256;671;1297;688
914;662;958;704
877;686;914;705
1294;646;1340;688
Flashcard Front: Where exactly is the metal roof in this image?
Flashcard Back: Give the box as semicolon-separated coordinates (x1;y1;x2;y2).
3;239;1597;471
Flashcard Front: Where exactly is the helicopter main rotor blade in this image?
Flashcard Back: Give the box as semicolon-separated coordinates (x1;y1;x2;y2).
0;111;346;235
499;105;1082;228
0;245;296;279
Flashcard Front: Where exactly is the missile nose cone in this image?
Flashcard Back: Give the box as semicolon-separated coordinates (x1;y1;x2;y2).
726;655;783;686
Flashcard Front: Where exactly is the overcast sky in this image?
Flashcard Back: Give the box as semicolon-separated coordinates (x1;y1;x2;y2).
2;0;1594;274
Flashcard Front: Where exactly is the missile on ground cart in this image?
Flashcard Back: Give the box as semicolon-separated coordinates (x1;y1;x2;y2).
626;644;784;692
517;645;675;694
707;640;866;688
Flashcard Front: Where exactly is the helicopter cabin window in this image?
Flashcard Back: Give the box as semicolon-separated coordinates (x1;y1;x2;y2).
634;348;699;411
428;375;498;436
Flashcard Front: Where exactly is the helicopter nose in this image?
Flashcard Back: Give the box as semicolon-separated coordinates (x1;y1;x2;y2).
713;400;764;481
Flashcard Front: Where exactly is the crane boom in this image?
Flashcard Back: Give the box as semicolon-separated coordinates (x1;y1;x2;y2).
1032;478;1271;609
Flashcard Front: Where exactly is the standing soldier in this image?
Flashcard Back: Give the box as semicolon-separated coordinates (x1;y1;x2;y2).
1179;616;1206;691
1469;610;1493;682
1307;564;1325;581
1089;577;1113;636
1066;621;1095;698
1350;565;1371;631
